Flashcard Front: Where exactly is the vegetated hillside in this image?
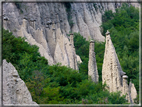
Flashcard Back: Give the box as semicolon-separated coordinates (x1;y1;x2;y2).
2;3;139;104
3;28;127;104
74;3;139;103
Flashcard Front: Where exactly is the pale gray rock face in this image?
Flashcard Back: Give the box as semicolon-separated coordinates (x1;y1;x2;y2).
70;3;106;41
129;81;137;103
122;75;130;102
102;31;137;103
17;19;54;65
102;31;122;92
88;40;99;83
2;59;38;106
131;3;140;8
3;2;131;68
2;2;119;67
53;28;79;70
76;55;82;64
2;2;82;69
70;34;78;70
120;71;126;76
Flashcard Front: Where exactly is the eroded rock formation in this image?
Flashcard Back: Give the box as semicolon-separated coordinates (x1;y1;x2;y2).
2;59;38;106
1;2;139;105
102;30;137;103
2;2;114;66
2;2;140;67
3;2;138;66
3;2;83;69
129;80;138;103
70;33;79;70
88;40;99;83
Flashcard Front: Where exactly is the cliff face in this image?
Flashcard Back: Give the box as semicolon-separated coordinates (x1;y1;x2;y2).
3;2;139;67
2;2;118;66
2;59;38;106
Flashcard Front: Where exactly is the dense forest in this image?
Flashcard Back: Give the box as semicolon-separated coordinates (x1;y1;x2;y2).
2;3;139;104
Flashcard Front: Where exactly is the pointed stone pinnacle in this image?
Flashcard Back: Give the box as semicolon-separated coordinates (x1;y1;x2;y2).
105;30;110;35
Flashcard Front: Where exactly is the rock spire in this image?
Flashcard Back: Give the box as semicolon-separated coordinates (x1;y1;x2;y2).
70;33;78;71
88;40;99;83
102;30;137;103
122;75;130;102
102;30;123;92
2;59;38;106
129;80;137;103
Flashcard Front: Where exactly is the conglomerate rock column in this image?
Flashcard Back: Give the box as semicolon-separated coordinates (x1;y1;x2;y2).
122;75;130;102
70;33;78;71
102;30;122;92
129;80;137;103
88;40;99;83
102;30;137;103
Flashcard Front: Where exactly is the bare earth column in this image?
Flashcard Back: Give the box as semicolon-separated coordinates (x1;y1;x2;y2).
70;33;78;71
88;40;99;83
102;30;137;103
102;30;122;92
129;80;137;103
122;75;130;102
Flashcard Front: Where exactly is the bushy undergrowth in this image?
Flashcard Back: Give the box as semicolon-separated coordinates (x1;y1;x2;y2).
2;28;127;104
